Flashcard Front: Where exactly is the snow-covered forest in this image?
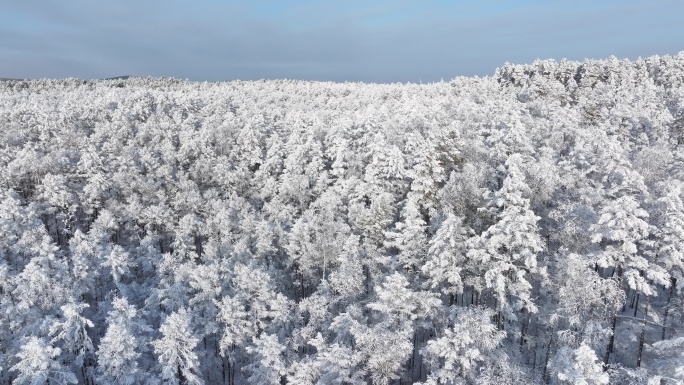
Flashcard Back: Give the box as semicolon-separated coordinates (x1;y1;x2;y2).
1;53;684;385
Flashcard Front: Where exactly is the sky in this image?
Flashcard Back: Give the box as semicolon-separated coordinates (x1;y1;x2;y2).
1;0;682;83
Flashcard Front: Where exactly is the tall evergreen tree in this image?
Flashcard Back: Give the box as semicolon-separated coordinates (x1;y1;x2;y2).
152;308;203;385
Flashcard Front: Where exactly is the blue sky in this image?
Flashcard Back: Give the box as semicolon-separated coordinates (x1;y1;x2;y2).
1;0;682;83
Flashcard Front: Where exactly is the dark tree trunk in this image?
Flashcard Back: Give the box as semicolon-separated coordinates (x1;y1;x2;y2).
605;264;623;366
662;277;676;340
604;313;617;366
520;309;528;349
178;364;187;385
633;293;640;317
637;295;650;367
543;337;553;384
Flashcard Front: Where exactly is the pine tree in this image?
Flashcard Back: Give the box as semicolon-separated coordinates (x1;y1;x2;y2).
352;325;413;385
329;234;365;298
553;343;609;385
49;302;94;378
420;307;506;384
310;336;366;385
423;213;470;295
551;253;624;353
97;323;141;385
286;190;350;283
11;336;77;385
404;132;445;213
103;244;132;285
363;132;408;198
96;297;151;385
591;195;652;293
152;308;204;385
657;182;684;285
367;272;440;325
467;154;545;320
215;295;254;360
244;334;286;385
384;196;429;273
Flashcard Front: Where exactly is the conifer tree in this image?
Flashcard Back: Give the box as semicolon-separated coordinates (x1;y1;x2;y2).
423;213;470;295
11;337;77;385
96;297;151;385
152;308;203;385
420;307;506;384
467;154;545;322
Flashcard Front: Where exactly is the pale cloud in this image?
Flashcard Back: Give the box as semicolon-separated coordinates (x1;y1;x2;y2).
0;0;682;82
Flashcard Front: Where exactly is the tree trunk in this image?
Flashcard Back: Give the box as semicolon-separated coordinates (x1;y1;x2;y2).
322;253;327;282
637;295;650;367
54;216;61;246
604;265;623;366
604;312;617;366
520;309;527;349
662;277;676;340
543;337;553;384
633;293;639;317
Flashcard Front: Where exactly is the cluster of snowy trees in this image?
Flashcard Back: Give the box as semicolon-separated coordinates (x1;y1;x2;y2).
1;52;684;384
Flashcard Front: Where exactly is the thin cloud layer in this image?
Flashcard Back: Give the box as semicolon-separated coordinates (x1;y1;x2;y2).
1;0;682;82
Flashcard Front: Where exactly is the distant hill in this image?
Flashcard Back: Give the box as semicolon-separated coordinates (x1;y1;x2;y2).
104;75;131;80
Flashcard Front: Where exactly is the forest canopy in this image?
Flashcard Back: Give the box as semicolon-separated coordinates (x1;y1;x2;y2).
1;53;684;384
